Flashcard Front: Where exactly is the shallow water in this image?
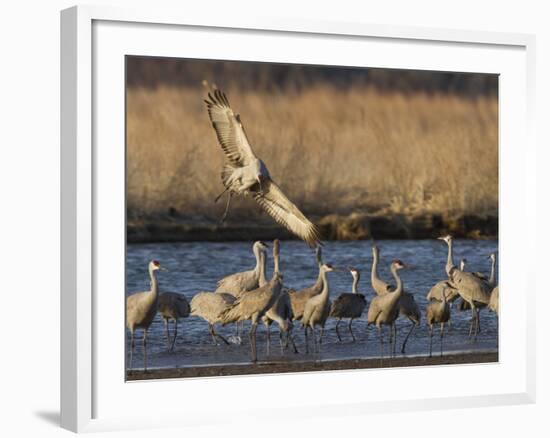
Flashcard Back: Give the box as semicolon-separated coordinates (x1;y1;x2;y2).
126;239;498;370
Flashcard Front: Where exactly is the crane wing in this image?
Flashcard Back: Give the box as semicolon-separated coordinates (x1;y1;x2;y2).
204;89;257;167
253;179;322;247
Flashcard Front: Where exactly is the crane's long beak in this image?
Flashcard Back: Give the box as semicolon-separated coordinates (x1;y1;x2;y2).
159;267;169;272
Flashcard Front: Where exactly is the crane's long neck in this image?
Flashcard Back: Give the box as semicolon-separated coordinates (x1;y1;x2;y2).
445;241;455;276
258;252;267;287
371;249;380;284
352;274;359;294
489;257;496;287
149;266;159;298
319;270;330;302
390;266;403;302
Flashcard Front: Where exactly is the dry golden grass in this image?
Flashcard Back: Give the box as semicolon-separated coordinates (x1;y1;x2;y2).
126;86;498;220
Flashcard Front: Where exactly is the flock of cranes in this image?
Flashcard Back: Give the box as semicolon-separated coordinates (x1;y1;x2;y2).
126;236;498;370
126;88;498;370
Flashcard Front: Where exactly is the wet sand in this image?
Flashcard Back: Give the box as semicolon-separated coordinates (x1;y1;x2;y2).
127;351;497;381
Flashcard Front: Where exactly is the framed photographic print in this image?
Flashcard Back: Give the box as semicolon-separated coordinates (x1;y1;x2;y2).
61;5;536;433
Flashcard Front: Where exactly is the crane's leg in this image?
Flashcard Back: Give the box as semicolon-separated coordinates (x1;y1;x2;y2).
304;326;309;354
348;319;356;342
335;318;342;342
163;319;170;351
319;326;324;345
468;306;476;337
476;308;481;334
208;324;218;345
401;320;416;354
266;323;271;356
219;192;233;224
249;322;258;363
143;329;148;371
440;322;445;357
288;330;299;354
429;324;434;358
214;185;229;202
279;329;285;354
311;326;317;353
392;323;397;357
378;325;383;359
129;330;135;370
213;325;230;345
170;320;178;352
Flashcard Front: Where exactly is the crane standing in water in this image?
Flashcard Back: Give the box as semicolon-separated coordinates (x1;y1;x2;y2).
157;292;190;352
126;260;167;370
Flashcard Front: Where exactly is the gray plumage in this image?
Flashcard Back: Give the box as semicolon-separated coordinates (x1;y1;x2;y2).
367;260;406;357
426;286;451;357
220;266;284;362
205;89;321;247
488;286;499;315
448;266;491;339
157;292;190;352
330;267;367;342
288;246;324;321
262;239;298;354
190;291;235;345
371;245;421;353
215;241;268;298
126;260;166;370
301;264;335;353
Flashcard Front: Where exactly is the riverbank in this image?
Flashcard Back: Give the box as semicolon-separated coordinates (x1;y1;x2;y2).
127;351;497;380
127;211;498;243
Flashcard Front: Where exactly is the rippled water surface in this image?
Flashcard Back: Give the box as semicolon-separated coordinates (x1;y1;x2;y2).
126;239;498;370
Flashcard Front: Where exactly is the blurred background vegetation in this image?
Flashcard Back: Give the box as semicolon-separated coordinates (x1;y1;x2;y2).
126;56;498;240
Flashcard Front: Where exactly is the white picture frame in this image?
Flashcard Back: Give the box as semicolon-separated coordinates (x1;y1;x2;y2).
60;4;536;433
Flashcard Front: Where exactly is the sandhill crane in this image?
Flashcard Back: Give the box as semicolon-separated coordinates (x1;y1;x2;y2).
488;286;499;315
126;260;167;370
158;292;190;352
215;241;268;298
301;263;335;353
426;285;451;357
190;292;235;345
367;260;406;358
262;239;298;354
438;235;457;276
215;240;268;337
329;267;367;342
204;89;321;247
288;246;324;321
371;245;421;354
448;266;491;340
455;254;496;334
220;264;284;362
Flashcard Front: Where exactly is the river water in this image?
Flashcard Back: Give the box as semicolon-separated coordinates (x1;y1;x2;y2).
126;239;498;370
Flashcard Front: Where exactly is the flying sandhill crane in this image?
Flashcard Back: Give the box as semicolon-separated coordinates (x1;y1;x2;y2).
426;284;452;357
190;292;235;345
288;246;324;321
301;263;335;353
367;260;407;358
329;267;367;342
158;292;190;352
204;89;321;247
126;260;167;370
488;286;499;315
371;245;421;354
220;263;284;362
262;239;298;354
215;240;268;298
